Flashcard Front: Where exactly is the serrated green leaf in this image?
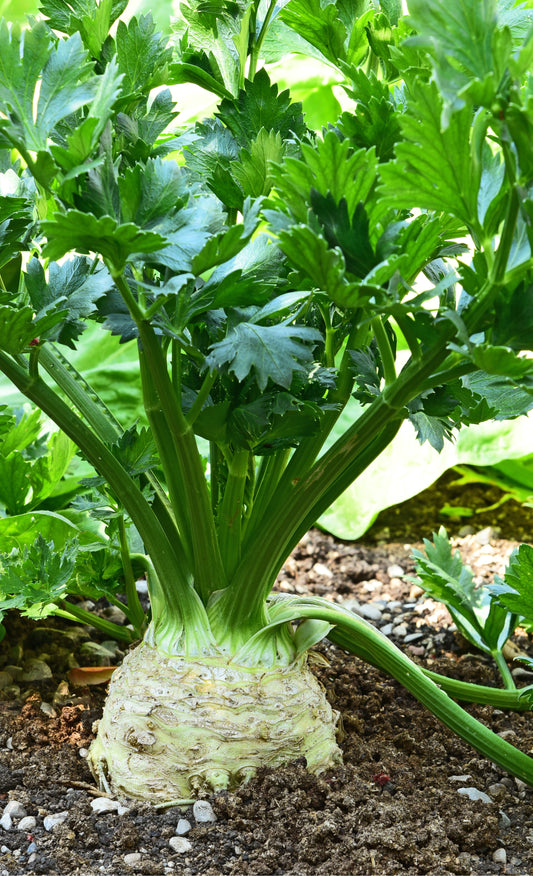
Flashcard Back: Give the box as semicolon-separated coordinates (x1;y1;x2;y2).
0;534;78;617
406;0;509;119
379;81;479;227
116;13;172;98
119;157;189;227
276;224;364;309
279;0;372;68
41;210;168;271
491;544;533;621
412;526;516;654
233;129;284;198
216;68;306;146
25;256;113;347
270;131;378;225
39;0;127;37
206;322;323;391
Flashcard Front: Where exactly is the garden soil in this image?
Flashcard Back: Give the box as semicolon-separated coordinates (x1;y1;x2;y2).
2;470;533;875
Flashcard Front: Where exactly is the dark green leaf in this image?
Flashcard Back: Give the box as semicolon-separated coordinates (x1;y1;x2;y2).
206;322;323;391
41;210;168;271
379;81;479;227
116;14;172;98
216;68;306;146
491;544;533;621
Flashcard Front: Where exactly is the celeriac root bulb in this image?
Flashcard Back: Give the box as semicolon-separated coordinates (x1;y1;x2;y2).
88;641;342;802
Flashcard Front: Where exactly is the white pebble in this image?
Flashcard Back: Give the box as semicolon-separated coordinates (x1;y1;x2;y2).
457;787;492;804
493;848;507;865
0;814;12;831
91;797;129;815
43;811;68;831
4;801;27;819
176;818;192;835
312;562;333;578
380;623;394;636
193;800;216;823
169;836;192;853
354;603;382;623
18;816;37;831
392;623;408;637
124;852;142;866
387;564;405;577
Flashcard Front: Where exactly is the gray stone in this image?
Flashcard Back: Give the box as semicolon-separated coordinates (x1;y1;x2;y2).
354;603;383;623
492;848;507;865
392;623;408;637
124;853;142;866
499;810;511;829
43;811;69;831
169;836;192;853
20;659;52;682
380;623;394;636
4;800;27;819
18;816;37;832
27;843;37;854
387;564;405;578
457;787;492;804
176;819;192;835
193;800;216;823
0;814;12;831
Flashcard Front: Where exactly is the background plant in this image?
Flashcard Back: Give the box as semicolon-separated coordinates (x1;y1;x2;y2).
1;0;533;800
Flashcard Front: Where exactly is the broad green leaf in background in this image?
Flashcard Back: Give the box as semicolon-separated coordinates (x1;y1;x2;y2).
319;398;533;539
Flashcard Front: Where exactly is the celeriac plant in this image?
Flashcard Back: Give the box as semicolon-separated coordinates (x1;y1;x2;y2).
2;0;533;801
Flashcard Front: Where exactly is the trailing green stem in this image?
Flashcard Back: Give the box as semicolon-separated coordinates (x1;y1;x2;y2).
55;602;135;642
266;597;533;785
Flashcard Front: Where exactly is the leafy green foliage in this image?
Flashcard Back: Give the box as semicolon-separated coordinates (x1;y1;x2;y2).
206;323;322;391
412;528;519;665
491;545;533;620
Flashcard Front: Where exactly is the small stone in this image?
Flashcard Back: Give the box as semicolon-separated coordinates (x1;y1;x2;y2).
27;842;37;854
499;810;511;829
0;814;12;831
380;623;394;636
40;702;57;718
449;775;472;782
43;811;69;831
404;632;423;644
193;800;216;823
312;562;333;578
124;853;142;866
90;798;121;814
457;787;492;804
387;564;405;578
176;819;192;835
0;671;13;690
392;623;408;637
20;659;52;682
169;836;192;853
18;816;37;831
136;578;149;595
474;526;495;545
492;848;507;865
79;748;89;759
354;603;382;623
4;801;27;819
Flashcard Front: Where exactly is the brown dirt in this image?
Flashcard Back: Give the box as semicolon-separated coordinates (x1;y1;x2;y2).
2;471;533;875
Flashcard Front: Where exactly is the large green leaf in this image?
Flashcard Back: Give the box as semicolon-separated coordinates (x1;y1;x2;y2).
319;397;533;539
206;322;323;391
379;80;479;228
